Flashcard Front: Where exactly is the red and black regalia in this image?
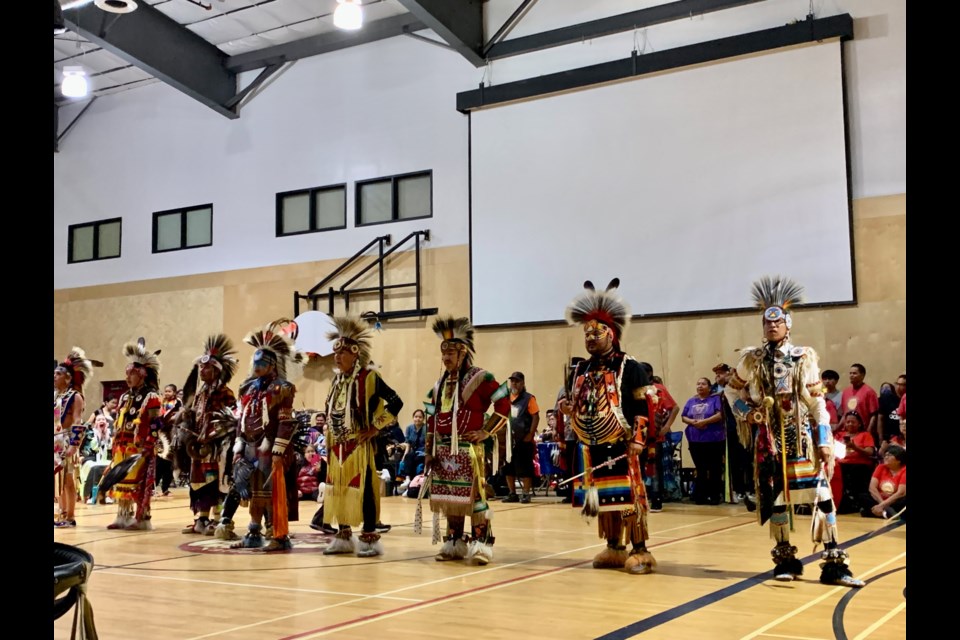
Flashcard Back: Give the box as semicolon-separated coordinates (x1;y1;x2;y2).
107;339;163;531
563;279;656;575
425;316;511;566
177;334;239;536
225;321;303;552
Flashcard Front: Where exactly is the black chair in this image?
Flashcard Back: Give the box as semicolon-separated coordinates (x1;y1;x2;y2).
54;542;98;638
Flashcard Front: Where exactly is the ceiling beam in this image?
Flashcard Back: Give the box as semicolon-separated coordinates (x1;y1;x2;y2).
62;2;238;119
458;13;854;112
226;13;427;73
484;0;767;61
395;0;484;67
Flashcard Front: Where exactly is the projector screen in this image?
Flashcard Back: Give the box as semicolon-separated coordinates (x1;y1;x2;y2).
470;41;853;326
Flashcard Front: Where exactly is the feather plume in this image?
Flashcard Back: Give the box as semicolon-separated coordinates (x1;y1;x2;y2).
326;315;374;367
184;334;238;406
56;346;100;393
565;278;630;342
432;316;476;366
123;339;161;389
750;275;804;312
243;319;304;380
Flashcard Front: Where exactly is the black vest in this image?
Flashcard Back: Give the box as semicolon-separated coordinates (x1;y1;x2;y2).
510;391;534;441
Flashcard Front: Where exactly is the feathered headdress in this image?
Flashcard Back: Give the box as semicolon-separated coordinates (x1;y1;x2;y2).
432;316;476;368
565;278;630;346
751;275;804;329
55;347;103;393
244;319;303;380
326;315;374;368
182;334;238;406
123;338;161;389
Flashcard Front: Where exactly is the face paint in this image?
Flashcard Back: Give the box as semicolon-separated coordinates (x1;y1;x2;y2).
584;320;613;354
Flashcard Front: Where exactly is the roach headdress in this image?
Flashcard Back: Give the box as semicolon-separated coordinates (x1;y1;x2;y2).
751;275;804;330
55;347;103;393
244;319;303;380
326;315;374;368
565;278;630;347
122;338;161;389
432;316;476;368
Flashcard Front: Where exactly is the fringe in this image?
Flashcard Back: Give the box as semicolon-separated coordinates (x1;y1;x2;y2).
598;512;620;542
737;419;753;450
451;379;459;453
326;445;370;527
270;457;288;538
581;486;600;521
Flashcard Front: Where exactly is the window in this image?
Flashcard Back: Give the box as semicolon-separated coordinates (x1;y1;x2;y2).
276;184;347;237
356;170;432;226
67;217;122;263
152;204;213;253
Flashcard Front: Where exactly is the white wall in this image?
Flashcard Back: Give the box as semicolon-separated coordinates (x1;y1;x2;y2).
484;0;905;199
55;0;905;290
54;35;476;289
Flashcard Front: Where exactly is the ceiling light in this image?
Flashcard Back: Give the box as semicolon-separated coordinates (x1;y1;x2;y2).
94;0;138;14
61;66;89;98
333;0;363;31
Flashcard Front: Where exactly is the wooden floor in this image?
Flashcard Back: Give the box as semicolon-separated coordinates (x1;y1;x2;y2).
54;489;906;640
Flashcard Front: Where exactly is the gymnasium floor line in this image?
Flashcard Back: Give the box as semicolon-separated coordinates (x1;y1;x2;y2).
95;570;427;602
595;521;905;640
740;554;905;640
270;519;758;640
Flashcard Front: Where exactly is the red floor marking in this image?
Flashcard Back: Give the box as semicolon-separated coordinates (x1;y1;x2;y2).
277;519;751;639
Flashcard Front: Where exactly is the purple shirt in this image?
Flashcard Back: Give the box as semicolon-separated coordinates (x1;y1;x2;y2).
683;394;725;444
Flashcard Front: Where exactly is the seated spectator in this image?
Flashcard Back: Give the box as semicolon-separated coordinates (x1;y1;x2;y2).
406;472;428;499
376;420;405;492
539;409;558;442
297;446;322;501
397;410;427;493
80;415;112;504
860;444;906;520
836;411;876;513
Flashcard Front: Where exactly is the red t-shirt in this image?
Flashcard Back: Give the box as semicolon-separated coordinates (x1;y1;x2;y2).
824;398;838;427
842;431;876;465
841;384;880;429
872;463;906;499
647;383;678;443
897;393;906;420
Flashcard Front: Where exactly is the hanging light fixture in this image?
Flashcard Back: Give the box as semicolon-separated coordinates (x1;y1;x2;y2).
61;66;89;98
333;0;363;31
